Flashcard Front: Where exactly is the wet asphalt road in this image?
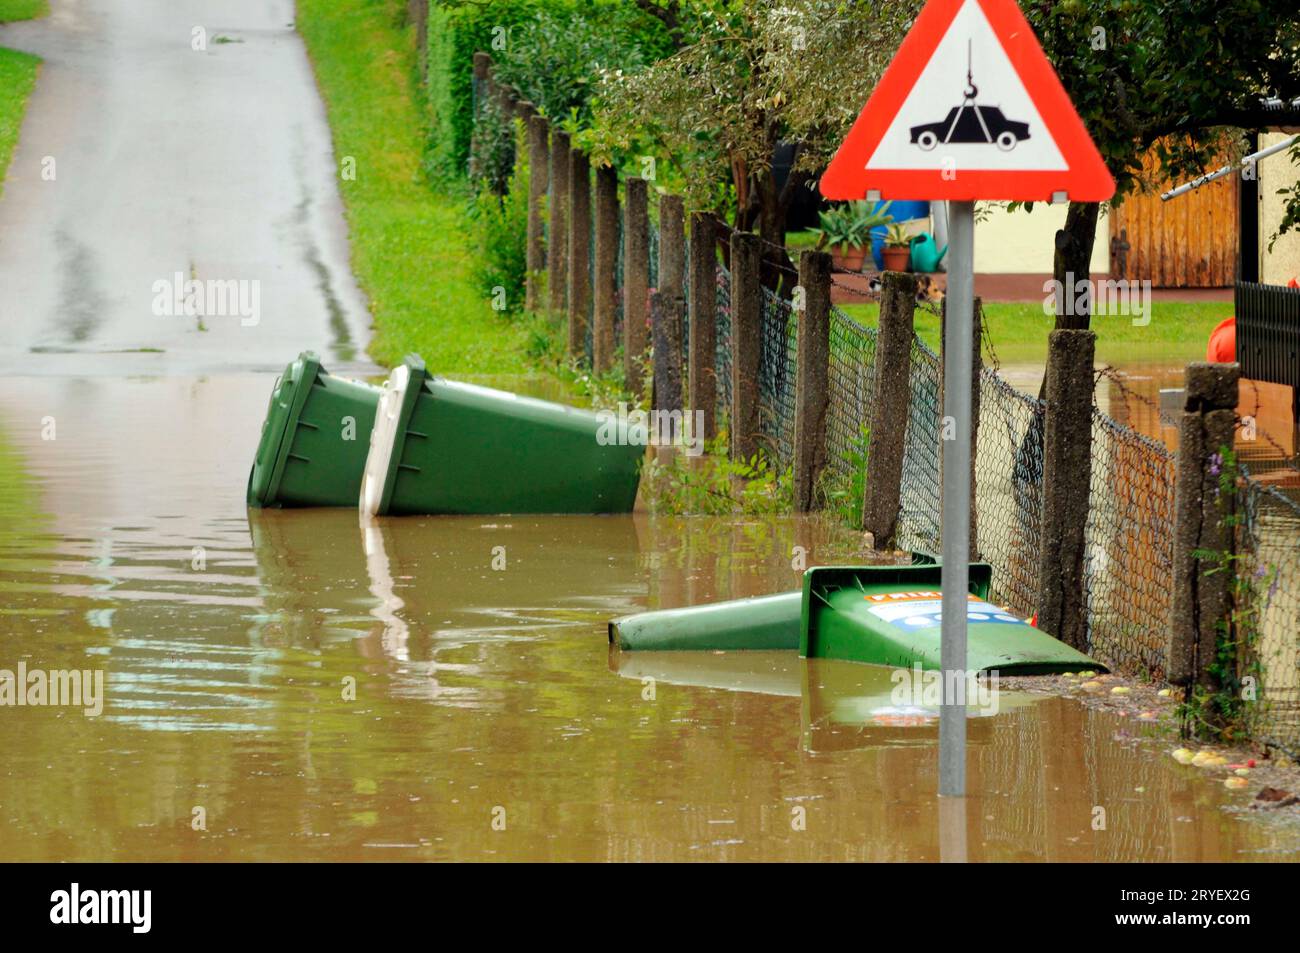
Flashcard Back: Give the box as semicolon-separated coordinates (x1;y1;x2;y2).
0;0;374;377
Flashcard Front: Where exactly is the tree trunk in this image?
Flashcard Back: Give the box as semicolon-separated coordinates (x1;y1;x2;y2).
1036;200;1101;404
755;167;803;296
1052;201;1101;331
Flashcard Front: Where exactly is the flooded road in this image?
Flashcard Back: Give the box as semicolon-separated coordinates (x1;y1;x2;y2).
1;375;1298;861
0;0;370;376
0;0;1295;865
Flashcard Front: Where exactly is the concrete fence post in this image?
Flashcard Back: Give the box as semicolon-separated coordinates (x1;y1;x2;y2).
793;251;832;511
651;291;685;444
525;115;549;312
863;272;917;542
593;165;619;374
469;53;492;182
567;148;592;361
1036;328;1096;651
410;1;430;79
659;195;685;299
688;212;718;443
1169;362;1240;690
623;177;650;397
547;130;571;314
729;231;762;462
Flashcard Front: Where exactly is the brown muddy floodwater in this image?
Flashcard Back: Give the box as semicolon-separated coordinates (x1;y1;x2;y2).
0;373;1298;862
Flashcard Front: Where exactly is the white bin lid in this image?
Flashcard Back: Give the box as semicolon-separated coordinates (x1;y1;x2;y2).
359;362;412;518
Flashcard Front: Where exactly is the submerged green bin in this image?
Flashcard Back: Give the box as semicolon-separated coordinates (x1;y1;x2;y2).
799;564;1103;674
247;351;380;508
360;355;643;516
611;562;1106;675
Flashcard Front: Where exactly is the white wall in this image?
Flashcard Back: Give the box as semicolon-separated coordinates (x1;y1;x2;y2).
971;201;1110;274
1258;131;1300;286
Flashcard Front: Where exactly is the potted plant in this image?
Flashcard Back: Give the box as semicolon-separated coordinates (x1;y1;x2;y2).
811;201;893;272
881;222;913;273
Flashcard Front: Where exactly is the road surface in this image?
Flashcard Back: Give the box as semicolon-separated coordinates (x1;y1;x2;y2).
0;0;373;377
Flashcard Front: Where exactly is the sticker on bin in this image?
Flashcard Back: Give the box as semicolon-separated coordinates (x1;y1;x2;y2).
865;591;1026;630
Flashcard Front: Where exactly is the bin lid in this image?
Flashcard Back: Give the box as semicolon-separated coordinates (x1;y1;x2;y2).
359;354;429;517
799;563;993;655
247;351;323;507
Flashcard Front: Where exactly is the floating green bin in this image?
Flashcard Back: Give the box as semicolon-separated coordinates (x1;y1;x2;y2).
611;562;1106;675
247;351;380;508
360;355;643;516
610;591;803;651
799;564;1102;674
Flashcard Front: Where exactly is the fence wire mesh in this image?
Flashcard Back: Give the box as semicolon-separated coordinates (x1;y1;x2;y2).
895;339;943;554
1239;476;1300;759
1083;411;1177;675
759;287;798;464
974;371;1044;617
715;265;732;419
825;306;877;481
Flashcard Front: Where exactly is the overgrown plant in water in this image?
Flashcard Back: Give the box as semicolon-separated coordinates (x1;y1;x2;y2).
818;423;870;528
641;439;793;516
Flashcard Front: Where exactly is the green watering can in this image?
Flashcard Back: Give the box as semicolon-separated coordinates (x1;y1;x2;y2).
910;232;947;273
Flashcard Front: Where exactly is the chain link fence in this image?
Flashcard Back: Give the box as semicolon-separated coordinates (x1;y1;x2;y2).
974;371;1044;618
1239;474;1300;759
896;339;943;554
1082;411;1177;676
824;306;877;482
759;287;798;463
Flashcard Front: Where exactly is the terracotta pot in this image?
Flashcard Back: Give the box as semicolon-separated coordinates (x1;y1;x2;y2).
882;245;911;273
829;244;867;273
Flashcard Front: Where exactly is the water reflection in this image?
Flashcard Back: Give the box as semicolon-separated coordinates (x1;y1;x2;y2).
0;374;1297;861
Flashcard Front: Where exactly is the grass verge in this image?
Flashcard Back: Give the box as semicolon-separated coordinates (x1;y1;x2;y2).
838;299;1231;366
0;49;37;200
0;0;47;21
296;0;532;373
0;0;45;199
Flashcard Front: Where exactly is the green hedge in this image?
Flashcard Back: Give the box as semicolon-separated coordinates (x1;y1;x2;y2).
422;0;672;180
423;1;536;180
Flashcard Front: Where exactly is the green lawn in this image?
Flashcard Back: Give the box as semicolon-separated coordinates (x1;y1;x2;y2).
0;49;38;199
838;299;1231;366
0;0;41;199
0;0;47;22
296;0;532;373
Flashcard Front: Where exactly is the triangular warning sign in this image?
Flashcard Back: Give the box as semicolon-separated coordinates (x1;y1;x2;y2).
821;0;1114;202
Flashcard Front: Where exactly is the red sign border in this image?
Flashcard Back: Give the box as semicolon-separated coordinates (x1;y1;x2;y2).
820;0;1115;202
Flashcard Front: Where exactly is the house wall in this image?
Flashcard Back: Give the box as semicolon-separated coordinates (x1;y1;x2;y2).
1258;131;1300;286
972;201;1110;274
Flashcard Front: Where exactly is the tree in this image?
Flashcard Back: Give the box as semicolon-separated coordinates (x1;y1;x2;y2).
589;0;920;289
1024;0;1300;328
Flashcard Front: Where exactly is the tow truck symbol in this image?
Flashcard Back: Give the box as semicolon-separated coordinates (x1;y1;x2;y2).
909;41;1029;152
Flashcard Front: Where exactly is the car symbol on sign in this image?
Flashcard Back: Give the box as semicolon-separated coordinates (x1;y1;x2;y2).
910;104;1030;152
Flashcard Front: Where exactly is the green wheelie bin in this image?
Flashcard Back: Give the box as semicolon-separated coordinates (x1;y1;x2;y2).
360;355;643;516
247;351;380;508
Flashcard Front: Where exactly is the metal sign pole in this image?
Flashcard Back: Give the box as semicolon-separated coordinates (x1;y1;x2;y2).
939;199;975;798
